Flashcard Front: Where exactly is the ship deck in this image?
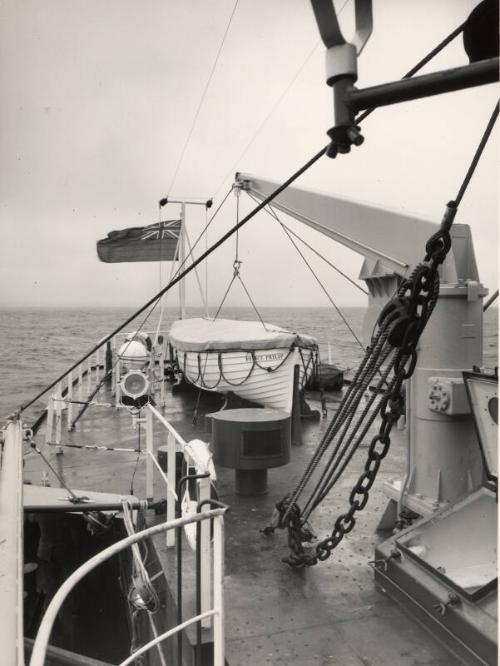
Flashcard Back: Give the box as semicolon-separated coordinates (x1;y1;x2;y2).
23;380;456;666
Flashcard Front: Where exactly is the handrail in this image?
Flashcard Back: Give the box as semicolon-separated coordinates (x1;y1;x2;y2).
29;508;226;666
148;402;187;447
118;610;216;666
146;449;179;501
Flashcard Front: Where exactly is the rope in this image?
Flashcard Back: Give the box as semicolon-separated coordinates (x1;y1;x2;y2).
213;274;237;320
213;189;268;329
271;212;368;296
235;187;240;263
205;206;209;315
218;352;256;387
484;289;499;312
273;207;365;350
130;423;142;496
122;499;160;614
167;0;239;196
184;226;209;310
30;441;81;502
197;353;224;390
237;274;268;331
47;442;142;453
249;192;368;296
180;345;312;392
453;101;499;207
212;0;353;197
175;188;233;282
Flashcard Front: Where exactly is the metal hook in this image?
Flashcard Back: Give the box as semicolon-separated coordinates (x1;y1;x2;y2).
432;592;460;616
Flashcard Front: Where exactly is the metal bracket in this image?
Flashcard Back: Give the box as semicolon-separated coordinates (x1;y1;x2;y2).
368;548;401;572
311;0;372;54
432;591;460;616
310;0;372;156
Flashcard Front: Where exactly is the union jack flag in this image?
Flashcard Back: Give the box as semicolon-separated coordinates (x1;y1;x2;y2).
141;219;182;241
97;219;182;263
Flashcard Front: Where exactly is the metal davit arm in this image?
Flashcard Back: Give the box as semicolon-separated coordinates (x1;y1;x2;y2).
235;173;437;278
235;173;481;287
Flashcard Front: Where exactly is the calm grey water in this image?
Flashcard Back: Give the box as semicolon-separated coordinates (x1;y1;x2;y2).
0;305;497;423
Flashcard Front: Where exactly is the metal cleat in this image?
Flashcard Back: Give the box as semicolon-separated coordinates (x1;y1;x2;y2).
432;592;460;617
368;548;401;572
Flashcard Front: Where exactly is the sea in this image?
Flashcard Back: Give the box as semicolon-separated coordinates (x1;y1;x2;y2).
0;305;497;425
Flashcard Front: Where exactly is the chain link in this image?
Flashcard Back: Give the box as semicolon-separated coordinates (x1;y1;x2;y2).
279;227;449;567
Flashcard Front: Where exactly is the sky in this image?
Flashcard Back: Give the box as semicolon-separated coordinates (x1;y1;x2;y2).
1;0;498;310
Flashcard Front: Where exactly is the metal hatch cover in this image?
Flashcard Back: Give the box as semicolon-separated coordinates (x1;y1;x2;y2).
395;487;497;602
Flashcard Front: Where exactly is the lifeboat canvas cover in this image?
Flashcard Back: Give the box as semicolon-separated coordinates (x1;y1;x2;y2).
96;219;181;263
169;318;317;352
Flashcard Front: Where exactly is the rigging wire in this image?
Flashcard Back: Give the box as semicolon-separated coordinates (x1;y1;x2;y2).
278;218;364;350
167;0;240;196
251;195;364;350
454;100;499;206
213;190;268;329
205;205;209;314
213;41;320;196
235;187;240;263
277;219;369;296
251;195;368;296
168;187;233;288
484;289;498;312
184;227;209;311
213;0;352;197
130;421;142;496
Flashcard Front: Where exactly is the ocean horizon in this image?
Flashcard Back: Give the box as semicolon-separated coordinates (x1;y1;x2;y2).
1;305;497;423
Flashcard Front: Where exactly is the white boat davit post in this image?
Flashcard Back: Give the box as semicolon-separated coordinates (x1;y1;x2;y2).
169;317;318;413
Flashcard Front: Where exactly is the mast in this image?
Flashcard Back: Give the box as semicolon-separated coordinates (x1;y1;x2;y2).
163;197;212;320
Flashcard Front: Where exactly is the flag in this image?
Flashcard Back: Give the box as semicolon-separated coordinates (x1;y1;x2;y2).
96;220;182;263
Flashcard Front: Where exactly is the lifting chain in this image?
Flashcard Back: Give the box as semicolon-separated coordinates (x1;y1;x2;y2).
277;208;453;568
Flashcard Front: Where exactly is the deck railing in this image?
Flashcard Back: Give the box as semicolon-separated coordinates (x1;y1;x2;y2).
26;330;223;662
43;332;167;446
28;507;227;666
37;363;221;661
143;402;216;633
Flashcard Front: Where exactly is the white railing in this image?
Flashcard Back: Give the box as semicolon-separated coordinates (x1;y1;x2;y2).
44;384;218;636
34;331;222;654
44;332;168;446
144;402;216;628
28;508;227;666
44;336;110;447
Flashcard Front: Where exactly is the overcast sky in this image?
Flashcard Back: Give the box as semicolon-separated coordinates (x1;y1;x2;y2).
1;0;497;309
